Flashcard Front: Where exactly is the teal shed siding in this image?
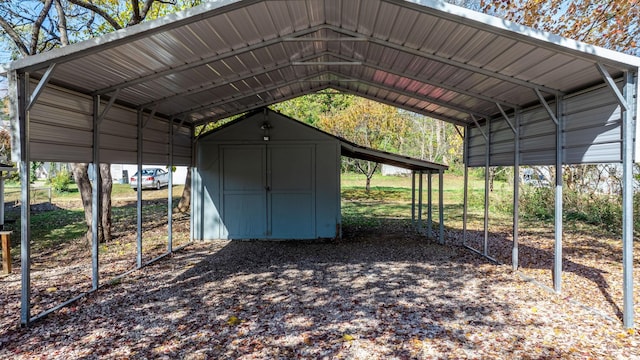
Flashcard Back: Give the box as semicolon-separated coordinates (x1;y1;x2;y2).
192;110;341;240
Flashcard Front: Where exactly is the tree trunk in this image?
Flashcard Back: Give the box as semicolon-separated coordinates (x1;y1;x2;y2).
71;163;93;242
355;160;378;193
71;162;113;243
177;166;191;213
100;163;112;242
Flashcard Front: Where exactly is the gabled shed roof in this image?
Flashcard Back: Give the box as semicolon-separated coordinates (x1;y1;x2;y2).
2;0;639;130
201;107;448;171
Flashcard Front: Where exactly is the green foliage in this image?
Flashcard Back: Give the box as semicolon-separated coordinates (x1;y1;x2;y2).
29;161;42;183
270;91;354;126
519;186;555;221
197;112;246;136
514;183;627;234
48;169;73;193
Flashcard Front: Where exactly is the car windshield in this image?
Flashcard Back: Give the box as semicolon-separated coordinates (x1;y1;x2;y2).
133;169;156;177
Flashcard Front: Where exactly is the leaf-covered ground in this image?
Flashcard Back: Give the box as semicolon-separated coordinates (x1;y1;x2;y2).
1;215;638;359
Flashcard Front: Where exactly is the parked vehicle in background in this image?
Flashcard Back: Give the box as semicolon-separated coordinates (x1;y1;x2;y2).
130;168;169;190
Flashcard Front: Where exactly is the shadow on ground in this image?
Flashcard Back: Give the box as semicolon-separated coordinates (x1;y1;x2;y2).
0;219;574;359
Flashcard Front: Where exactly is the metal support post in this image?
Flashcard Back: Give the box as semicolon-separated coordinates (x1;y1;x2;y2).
15;72;31;326
512;111;520;271
621;71;636;329
483;121;490;256
190;125;196;242
418;171;423;232
462;126;469;246
438;169;444;244
553;96;563;293
168;121;174;253
427;171;432;238
411;171;416;226
91;96;101;290
136;110;143;268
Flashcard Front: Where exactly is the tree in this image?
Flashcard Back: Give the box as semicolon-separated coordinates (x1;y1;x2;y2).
270;91;354;126
317;97;411;191
0;0;203;241
481;0;639;55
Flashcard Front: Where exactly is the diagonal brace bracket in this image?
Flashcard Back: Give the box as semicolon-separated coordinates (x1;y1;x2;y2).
96;88;121;125
596;63;630;111
470;114;488;141
26;64;56;111
496;103;517;135
534;88;559;125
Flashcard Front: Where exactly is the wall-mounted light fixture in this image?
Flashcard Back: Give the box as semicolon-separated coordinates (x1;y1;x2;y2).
261;121;272;141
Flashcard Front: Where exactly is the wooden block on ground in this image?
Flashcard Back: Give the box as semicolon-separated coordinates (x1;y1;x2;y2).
1;231;12;274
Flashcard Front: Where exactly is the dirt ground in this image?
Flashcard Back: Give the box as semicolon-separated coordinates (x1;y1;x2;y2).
0;212;638;359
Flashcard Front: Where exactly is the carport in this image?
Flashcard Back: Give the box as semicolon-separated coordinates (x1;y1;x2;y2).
1;0;638;328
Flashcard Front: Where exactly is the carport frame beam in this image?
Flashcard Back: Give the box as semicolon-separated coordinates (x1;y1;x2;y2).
91;96;101;290
427;171;432;238
621;71;636;329
438;169;444;244
553;97;563;294
14;71;31;326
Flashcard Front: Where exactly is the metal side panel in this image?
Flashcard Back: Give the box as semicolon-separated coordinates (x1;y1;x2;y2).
31;141;92;163
564;83;623;164
27;83;94;162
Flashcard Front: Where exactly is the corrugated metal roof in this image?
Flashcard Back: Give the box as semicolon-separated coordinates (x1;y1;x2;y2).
2;0;639;129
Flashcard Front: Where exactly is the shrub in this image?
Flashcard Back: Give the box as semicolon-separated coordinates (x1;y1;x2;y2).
49;170;72;193
519;186;554;221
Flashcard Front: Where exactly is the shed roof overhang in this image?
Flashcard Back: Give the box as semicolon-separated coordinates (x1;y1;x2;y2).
2;0;639;145
340;141;448;172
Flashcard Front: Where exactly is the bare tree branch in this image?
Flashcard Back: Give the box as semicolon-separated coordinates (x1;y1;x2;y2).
130;0;142;25
30;0;53;55
66;0;122;30
140;0;160;20
54;0;69;46
0;15;30;56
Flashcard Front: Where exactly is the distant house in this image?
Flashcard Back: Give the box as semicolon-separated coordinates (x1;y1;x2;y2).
381;164;412;176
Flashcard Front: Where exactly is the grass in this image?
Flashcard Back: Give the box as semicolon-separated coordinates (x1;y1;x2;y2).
4;184;187;259
341;172;514;228
4;172;511;254
6;172;600;256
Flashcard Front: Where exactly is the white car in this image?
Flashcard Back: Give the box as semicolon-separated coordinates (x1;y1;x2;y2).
130;168;169;190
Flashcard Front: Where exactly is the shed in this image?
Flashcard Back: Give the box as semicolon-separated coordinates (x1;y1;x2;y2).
193;108;447;240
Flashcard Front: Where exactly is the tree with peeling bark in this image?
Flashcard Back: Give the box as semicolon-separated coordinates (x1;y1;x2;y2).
0;0;203;241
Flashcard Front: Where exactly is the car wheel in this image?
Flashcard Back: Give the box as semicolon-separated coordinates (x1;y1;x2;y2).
156;181;161;190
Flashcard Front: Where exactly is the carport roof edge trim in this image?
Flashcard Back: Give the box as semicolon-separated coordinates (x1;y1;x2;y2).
0;0;255;74
2;0;640;76
402;0;640;69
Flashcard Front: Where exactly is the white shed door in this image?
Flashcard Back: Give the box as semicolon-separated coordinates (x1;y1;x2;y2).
268;145;315;238
221;146;267;239
220;144;316;239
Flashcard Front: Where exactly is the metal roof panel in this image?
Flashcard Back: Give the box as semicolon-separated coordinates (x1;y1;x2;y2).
1;0;637;149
